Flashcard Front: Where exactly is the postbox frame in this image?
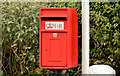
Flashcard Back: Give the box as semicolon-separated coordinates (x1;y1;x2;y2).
39;8;78;69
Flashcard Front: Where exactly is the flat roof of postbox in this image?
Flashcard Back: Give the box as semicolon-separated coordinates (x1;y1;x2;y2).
40;8;75;18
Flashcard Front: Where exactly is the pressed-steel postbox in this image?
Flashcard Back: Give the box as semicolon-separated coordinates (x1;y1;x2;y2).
39;8;78;69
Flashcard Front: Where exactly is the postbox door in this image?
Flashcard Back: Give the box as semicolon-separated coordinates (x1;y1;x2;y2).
42;33;67;67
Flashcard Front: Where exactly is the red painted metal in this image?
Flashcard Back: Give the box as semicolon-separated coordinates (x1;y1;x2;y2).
39;8;78;69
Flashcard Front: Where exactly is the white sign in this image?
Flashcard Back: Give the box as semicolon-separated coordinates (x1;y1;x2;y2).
45;22;64;30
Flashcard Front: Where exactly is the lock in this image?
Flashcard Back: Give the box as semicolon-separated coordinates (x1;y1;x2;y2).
53;33;57;37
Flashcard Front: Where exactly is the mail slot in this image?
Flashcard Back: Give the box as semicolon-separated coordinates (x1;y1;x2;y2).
39;8;78;69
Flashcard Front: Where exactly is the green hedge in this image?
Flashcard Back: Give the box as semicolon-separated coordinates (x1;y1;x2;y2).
89;2;120;72
2;2;120;75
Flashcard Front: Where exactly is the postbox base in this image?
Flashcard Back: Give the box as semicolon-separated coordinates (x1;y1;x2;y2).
40;66;77;69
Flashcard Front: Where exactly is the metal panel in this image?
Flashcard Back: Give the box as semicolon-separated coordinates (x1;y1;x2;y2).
42;33;67;67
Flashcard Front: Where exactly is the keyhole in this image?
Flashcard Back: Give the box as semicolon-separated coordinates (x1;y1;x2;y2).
45;49;47;52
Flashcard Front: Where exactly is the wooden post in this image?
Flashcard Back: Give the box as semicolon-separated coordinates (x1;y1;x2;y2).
82;0;89;74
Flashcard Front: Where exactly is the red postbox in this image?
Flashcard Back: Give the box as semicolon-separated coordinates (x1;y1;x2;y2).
39;8;78;69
